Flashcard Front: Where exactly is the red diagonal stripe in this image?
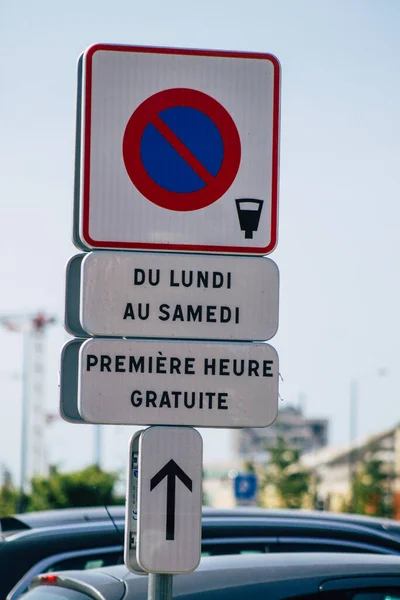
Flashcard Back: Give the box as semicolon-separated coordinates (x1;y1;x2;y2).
151;114;215;186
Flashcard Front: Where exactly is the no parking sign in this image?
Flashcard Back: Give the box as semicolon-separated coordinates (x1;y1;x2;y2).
123;88;241;212
76;44;280;255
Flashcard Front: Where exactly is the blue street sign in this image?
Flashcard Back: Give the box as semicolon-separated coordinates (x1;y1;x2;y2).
234;473;258;502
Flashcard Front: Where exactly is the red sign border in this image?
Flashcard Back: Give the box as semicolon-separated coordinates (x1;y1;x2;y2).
81;43;281;255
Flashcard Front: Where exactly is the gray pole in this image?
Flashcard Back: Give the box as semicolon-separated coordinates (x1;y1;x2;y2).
349;379;358;512
148;574;173;600
94;425;102;468
349;379;358;445
18;329;30;513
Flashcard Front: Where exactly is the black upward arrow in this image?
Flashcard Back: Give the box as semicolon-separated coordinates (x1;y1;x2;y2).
150;459;193;541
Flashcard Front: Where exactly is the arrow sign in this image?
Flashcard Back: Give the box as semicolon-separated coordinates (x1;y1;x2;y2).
137;426;203;574
150;459;192;541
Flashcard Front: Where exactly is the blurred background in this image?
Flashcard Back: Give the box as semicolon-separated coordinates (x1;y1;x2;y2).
0;0;399;516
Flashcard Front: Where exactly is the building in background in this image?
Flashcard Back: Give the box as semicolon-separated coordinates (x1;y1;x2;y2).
233;405;329;463
202;461;240;508
204;421;400;514
302;424;399;517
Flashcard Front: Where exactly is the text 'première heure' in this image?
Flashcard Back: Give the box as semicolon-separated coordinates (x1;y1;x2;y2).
85;354;275;377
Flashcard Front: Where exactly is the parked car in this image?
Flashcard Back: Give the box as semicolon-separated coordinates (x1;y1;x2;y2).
22;552;400;600
4;512;400;599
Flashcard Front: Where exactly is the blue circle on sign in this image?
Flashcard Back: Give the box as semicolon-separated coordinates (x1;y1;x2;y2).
140;106;224;193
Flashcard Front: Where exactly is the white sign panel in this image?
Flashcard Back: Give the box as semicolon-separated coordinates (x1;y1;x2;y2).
77;44;280;255
80;251;279;341
124;430;147;575
78;338;279;428
137;426;202;574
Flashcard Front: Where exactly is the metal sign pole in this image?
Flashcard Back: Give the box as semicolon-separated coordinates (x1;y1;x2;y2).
148;573;173;600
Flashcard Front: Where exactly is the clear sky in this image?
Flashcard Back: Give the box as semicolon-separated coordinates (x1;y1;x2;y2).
1;0;400;481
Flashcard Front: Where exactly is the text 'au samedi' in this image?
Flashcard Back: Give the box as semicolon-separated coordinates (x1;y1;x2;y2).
123;268;240;324
85;353;275;411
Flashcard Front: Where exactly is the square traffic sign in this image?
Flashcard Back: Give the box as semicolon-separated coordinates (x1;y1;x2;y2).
76;44;280;255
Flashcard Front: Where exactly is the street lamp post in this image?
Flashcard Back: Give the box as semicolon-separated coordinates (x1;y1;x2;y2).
348;370;388;513
349;379;358;512
19;328;30;512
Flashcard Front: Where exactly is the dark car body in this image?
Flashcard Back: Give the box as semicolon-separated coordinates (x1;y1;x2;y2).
4;512;400;599
23;552;400;600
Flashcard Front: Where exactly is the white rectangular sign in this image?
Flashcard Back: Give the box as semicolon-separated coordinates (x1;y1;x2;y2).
78;338;279;428
80;252;279;341
137;426;202;574
76;44;280;255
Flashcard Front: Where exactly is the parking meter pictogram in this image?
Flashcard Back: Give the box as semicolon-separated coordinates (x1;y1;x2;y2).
235;199;264;239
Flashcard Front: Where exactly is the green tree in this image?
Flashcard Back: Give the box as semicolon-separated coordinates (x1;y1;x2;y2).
0;468;19;516
261;436;311;509
243;460;256;474
350;445;393;517
27;465;120;511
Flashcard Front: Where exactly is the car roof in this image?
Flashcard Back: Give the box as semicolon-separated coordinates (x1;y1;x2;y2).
119;551;400;583
1;518;124;546
202;506;400;534
0;506;126;536
3;513;400;551
3;505;399;538
3;513;400;547
31;552;400;600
